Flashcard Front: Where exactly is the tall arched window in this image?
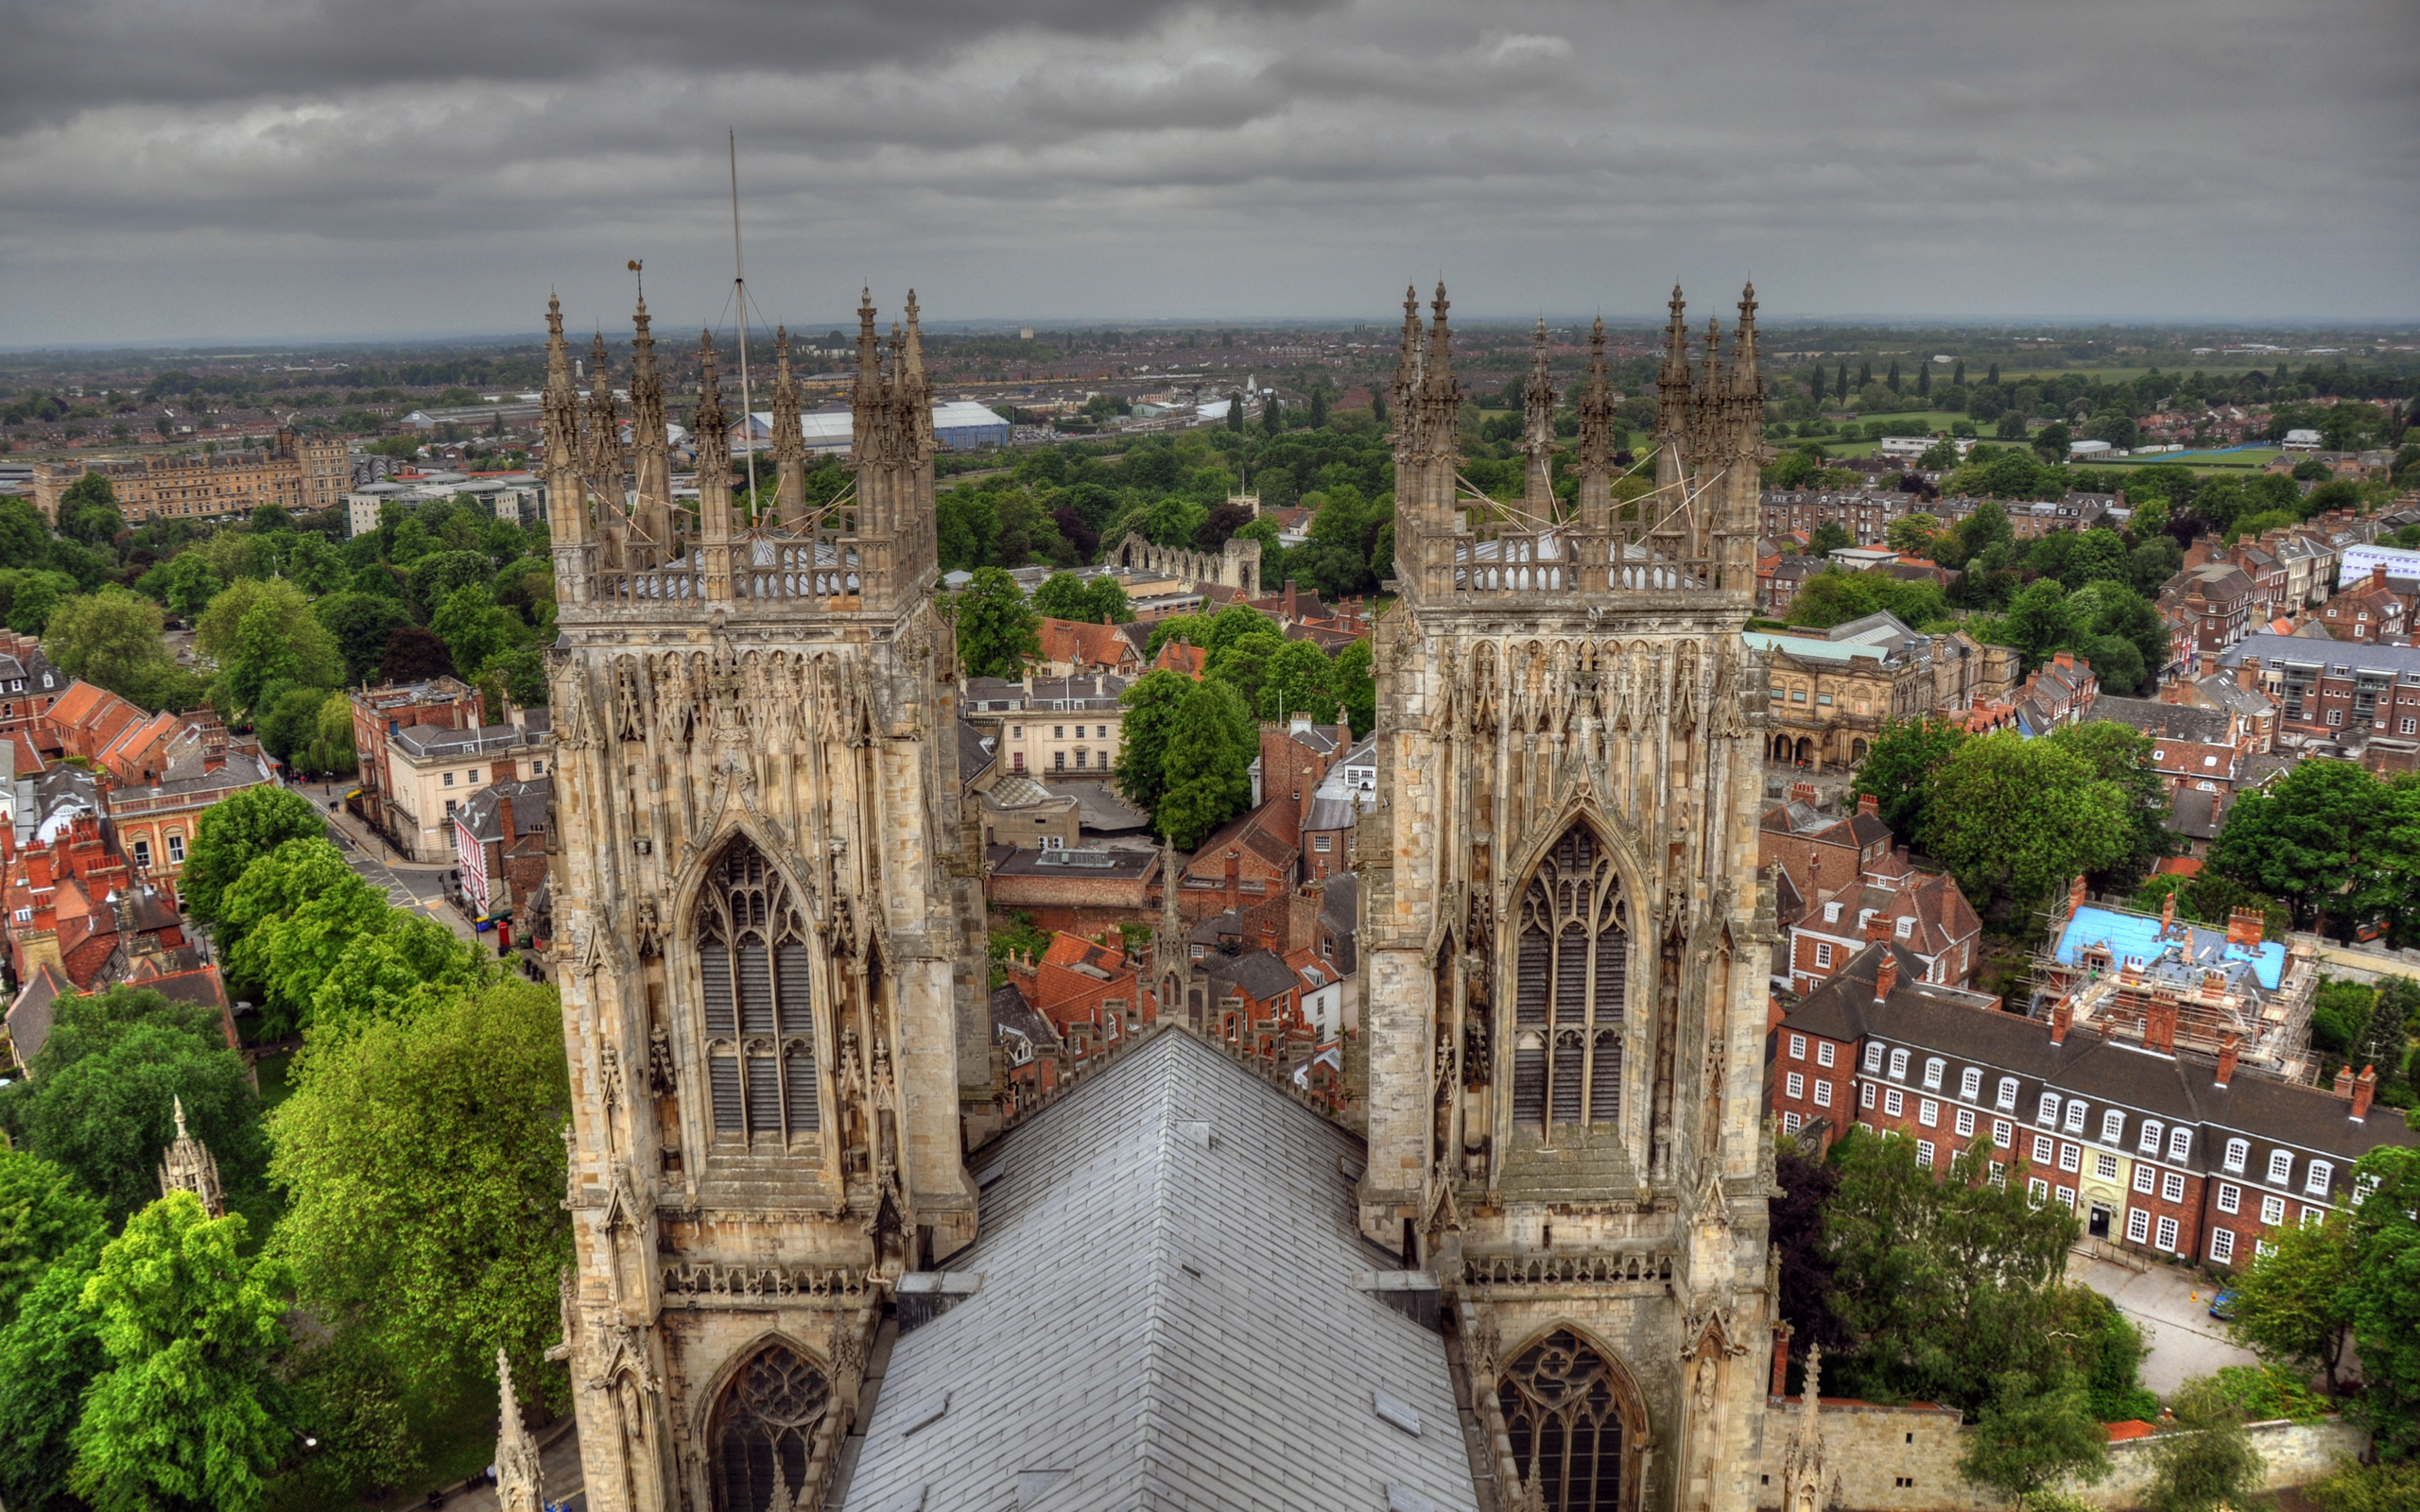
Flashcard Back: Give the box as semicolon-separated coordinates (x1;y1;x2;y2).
1498;1330;1631;1512
1512;825;1627;1132
696;838;819;1140
708;1344;829;1512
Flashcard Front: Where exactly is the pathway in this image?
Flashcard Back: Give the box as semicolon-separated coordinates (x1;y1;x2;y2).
2069;1251;2259;1398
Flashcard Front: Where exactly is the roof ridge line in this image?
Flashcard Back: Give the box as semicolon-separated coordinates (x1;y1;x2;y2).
1133;1035;1188;1501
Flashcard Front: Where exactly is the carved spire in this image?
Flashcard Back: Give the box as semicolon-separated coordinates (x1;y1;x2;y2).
157;1094;224;1218
854;285;881;403
1390;283;1423;436
583;331;622;497
1654;284;1693;488
629;294;672;552
1424;281;1454;391
1731;281;1762;398
1701;315;1724;398
540;296;589;556
901;290;934;458
770;324;807;528
1574;316;1617;532
694;331;734;562
1522;317;1558;514
1802;1341;1823;1418
493;1347;545;1512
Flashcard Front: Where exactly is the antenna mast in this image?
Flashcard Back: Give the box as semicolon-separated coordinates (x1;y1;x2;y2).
729;129;759;517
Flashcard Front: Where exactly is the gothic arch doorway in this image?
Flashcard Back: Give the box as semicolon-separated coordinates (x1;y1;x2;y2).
1497;1327;1647;1512
1769;733;1793;762
1792;736;1813;765
1510;823;1629;1135
1851;738;1870;762
707;1343;830;1512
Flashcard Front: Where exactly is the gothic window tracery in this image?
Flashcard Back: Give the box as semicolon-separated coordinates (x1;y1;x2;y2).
1512;825;1628;1132
707;1344;829;1512
695;838;819;1140
1498;1330;1632;1512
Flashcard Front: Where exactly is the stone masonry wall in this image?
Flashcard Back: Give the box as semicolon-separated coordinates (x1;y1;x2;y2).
1754;1400;2369;1511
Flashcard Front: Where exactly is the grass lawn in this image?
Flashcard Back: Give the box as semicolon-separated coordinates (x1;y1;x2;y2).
256;1049;299;1113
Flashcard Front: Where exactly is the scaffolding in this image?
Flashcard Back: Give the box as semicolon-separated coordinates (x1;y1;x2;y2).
2030;890;2319;1084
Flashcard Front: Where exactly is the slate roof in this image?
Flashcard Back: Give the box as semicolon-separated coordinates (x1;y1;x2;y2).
2086;696;2230;746
2168;787;2225;841
839;1027;1477;1512
1202;947;1303;1005
454;777;551;844
957;717;996;785
990;983;1063;1056
5;962;74;1066
1781;946;2420;1169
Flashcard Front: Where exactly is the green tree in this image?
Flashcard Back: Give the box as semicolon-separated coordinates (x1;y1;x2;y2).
196;577;340;703
0;1230;107;1512
1207;627;1286;707
1114;668;1195;814
269;979;571;1397
289;1332;417;1502
224;597;302;716
429;584;520;686
70;1193;291;1512
2341;1145;2420;1457
2138;1376;2266;1512
41;587;184;709
155;552;224;620
1198;602;1279;657
2306;1461;2420;1512
953;567;1041;679
300;690;359;778
304;913;490;1028
179;783;329;927
0;1148;105;1328
1031;572;1131;625
1924;732;2135;921
1142;613;1200;662
1807;521;1854;556
0;498;51;571
2;988;268;1225
1823;1128;2080;1414
1332;638;1375;737
1258;637;1339;724
219;837;396;1037
2061;527;2128;589
1848;715;1970;841
2209;761;2419;936
1957;1376;2110;1503
2228;1208;2358;1395
2044;720;2174;893
1154;679;1257;850
284;533;347;596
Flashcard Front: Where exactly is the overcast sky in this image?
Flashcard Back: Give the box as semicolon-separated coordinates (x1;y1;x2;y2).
4;0;2414;347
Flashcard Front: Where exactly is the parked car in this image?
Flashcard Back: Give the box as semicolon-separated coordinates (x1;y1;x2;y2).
2208;1289;2238;1321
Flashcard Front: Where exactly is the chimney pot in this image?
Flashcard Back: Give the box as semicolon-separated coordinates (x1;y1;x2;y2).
2353;1066;2377;1120
1857;793;1878;818
2333;1065;2355;1098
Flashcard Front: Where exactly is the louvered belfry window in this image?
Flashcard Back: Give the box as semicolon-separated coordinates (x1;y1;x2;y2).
1512;825;1628;1132
696;838;819;1139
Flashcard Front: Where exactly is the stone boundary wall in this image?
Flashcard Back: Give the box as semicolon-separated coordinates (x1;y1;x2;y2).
1755;1398;2368;1511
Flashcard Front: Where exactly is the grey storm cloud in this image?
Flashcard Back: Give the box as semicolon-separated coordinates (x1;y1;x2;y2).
0;0;2413;344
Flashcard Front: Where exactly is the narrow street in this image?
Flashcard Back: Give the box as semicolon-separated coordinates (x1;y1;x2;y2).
302;782;488;949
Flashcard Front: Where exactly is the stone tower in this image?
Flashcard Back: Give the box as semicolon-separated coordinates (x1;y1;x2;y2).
157;1095;224;1219
1358;284;1779;1512
544;286;988;1512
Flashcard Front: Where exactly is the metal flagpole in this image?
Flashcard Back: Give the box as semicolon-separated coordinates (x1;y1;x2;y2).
729;129;759;517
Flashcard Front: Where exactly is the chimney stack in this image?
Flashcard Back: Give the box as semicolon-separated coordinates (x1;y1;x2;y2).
1771;1328;1793;1399
2068;874;2089;916
2333;1065;2355;1099
1873;950;1899;1004
2050;996;2072;1045
2225;907;2263;949
2146;993;2180;1055
1223;848;1240;919
2215;1031;2238;1089
2159;890;2177;938
2236;660;2257;694
2353;1066;2377;1121
1857;792;1879;819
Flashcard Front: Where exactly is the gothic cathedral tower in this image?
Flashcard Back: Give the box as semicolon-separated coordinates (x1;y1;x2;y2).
1359;285;1781;1512
542;289;988;1512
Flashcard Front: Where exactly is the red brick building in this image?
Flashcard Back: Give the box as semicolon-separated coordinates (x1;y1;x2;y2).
452;776;550;927
1770;944;2420;1269
999;929;1155;1067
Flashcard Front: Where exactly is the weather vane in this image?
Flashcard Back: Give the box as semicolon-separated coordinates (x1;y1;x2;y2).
628;259;643;300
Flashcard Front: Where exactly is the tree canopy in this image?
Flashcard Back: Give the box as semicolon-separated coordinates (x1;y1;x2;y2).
954;567;1042;680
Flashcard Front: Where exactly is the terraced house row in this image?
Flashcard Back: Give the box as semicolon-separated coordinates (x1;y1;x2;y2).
1770;945;2418;1271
